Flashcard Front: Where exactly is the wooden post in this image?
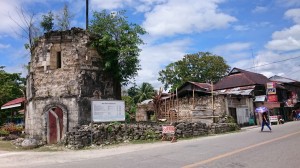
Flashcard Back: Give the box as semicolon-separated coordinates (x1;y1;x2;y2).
165;99;166;113
211;81;215;123
193;89;195;109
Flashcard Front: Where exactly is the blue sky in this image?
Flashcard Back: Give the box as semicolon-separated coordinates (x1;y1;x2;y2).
1;0;300;89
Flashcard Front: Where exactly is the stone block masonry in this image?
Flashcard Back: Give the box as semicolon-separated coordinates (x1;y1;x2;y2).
25;28;115;144
65;122;240;149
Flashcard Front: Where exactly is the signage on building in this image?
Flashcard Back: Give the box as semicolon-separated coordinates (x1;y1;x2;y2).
267;88;276;95
266;82;276;95
264;102;280;109
91;100;125;122
292;92;298;104
162;125;175;134
268;94;278;102
266;82;275;89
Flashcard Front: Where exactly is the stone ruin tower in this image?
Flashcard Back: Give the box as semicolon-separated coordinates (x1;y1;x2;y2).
25;28;114;144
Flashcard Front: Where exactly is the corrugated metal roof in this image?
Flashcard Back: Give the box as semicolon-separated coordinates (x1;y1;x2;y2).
139;99;153;105
1;97;25;110
214;68;270;90
216;86;254;95
269;75;299;83
189;82;211;91
254;95;266;102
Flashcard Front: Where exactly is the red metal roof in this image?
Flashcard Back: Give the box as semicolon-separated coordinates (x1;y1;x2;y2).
190;82;212;91
1;97;25;109
214;68;270;90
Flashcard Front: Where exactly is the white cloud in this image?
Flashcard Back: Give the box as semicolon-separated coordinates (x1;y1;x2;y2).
4;64;28;77
213;42;251;53
90;0;132;10
135;0;167;12
0;0;46;37
0;0;22;36
231;50;300;82
252;6;268;13
212;42;252;61
285;8;300;24
234;25;250;31
254;50;300;80
276;0;300;7
265;25;300;51
142;0;236;37
135;38;191;89
0;43;10;49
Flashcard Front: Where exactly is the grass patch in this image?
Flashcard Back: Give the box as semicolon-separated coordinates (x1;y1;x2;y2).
0;140;21;151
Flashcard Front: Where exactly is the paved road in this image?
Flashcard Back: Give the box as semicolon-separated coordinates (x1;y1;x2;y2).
1;121;300;168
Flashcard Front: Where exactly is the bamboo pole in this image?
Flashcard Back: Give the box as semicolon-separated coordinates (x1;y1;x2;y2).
176;88;179;121
211;81;215;123
165;99;166;113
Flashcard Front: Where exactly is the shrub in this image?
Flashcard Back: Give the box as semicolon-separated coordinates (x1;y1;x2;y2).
0;129;9;136
1;123;24;134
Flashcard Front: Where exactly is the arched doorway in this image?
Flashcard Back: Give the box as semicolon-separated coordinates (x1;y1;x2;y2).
48;107;63;144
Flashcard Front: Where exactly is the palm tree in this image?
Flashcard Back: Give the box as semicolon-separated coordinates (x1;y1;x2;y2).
135;82;155;103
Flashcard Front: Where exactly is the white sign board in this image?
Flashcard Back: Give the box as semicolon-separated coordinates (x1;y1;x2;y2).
91;100;125;122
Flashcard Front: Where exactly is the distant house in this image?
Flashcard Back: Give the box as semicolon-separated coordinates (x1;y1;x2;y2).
136;81;226;124
136;68;300;126
1;97;25;124
214;68;271;125
269;75;300;121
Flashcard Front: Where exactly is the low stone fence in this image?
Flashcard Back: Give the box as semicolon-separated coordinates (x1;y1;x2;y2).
65;122;239;149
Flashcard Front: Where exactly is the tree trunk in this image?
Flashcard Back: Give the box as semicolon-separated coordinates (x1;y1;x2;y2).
113;78;121;100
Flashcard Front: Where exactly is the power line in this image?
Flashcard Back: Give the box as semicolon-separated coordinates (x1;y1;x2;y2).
286;68;300;78
246;55;300;70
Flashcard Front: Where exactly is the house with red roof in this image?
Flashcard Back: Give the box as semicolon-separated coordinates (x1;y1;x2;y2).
213;68;272;125
137;68;300;126
213;68;300;126
1;97;25;110
1;97;25;124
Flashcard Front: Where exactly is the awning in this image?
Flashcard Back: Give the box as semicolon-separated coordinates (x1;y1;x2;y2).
216;88;254;95
1;97;25;110
254;95;266;102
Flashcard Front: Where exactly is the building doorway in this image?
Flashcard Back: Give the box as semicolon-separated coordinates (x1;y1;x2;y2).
229;107;237;123
48;107;63;144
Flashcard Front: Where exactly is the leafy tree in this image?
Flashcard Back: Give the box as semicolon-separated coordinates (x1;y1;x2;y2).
40;11;54;32
89;10;146;99
0;67;25;125
158;52;230;91
122;96;136;122
127;86;138;98
134;82;155;103
56;3;74;31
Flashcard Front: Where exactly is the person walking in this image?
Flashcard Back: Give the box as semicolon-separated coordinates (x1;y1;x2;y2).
261;112;272;132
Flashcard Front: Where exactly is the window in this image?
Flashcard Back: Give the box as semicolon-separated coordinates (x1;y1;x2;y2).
57;52;61;69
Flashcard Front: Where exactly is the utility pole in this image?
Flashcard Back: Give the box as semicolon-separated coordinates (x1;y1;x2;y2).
211;81;215;123
86;0;89;30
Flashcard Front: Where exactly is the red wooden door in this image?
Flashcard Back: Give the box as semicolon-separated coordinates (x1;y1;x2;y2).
49;107;63;144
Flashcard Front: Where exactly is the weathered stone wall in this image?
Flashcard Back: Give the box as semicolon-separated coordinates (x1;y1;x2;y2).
26;28;114;142
26;97;77;142
65;122;239;149
137;94;227;122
